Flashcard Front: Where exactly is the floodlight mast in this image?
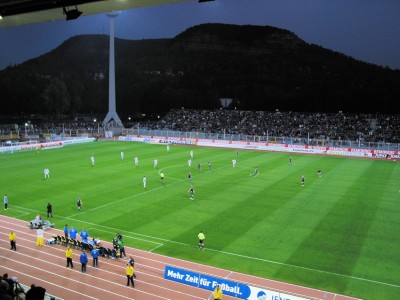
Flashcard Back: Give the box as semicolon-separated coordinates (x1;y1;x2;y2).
103;12;123;127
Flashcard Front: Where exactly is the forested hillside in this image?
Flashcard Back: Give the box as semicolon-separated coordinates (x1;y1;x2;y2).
0;23;399;120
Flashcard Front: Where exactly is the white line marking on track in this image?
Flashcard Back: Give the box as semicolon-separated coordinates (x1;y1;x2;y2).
2;214;397;291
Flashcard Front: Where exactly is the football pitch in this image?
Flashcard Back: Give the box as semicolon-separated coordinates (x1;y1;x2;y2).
1;141;399;299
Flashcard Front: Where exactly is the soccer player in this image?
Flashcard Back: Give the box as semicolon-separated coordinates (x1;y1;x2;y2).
47;203;53;218
77;197;83;211
120;151;124;160
208;161;211;171
153;159;158;168
187;171;192;182
160;172;165;185
188;159;192;167
197;230;205;250
189;185;195;200
251;167;259;176
289;157;293;165
90;156;95;167
197;163;202;172
134;156;139;167
301;175;305;186
232;159;237;167
317;170;322;177
143;176;147;189
166;145;170;152
44;168;50;179
4;194;8;210
190;150;194;159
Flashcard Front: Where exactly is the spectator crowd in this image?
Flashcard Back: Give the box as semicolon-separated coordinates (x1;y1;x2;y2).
1;109;399;144
0;273;54;300
153;109;400;144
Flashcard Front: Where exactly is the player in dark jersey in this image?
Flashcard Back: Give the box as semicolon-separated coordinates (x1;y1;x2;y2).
188;185;195;200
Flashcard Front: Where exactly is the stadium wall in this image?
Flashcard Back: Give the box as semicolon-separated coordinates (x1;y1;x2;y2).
119;135;400;159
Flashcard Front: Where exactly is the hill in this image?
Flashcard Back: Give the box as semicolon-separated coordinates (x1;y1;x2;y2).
0;23;399;119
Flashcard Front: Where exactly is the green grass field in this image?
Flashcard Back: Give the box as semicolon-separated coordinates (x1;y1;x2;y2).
1;141;399;299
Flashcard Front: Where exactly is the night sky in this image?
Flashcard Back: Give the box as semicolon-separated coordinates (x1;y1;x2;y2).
0;0;400;71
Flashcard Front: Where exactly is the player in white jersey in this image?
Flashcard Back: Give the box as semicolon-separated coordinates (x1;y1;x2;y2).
232;159;237;167
143;176;147;189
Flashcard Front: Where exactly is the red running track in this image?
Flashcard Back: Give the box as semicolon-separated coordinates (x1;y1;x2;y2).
0;215;360;300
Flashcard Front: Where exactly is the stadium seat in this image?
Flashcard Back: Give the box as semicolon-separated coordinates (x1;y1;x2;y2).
65;237;72;246
69;238;78;249
76;240;84;250
106;248;114;258
47;237;56;245
56;235;63;244
81;242;88;251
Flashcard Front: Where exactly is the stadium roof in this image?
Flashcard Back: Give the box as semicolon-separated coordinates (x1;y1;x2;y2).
0;0;192;28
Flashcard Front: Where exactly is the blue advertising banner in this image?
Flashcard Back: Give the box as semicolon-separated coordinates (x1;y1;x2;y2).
164;266;311;300
164;265;251;298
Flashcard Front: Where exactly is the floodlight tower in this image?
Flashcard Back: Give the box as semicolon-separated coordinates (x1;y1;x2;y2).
103;12;123;127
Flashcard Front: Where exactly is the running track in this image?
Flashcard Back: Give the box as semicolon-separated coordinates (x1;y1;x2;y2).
0;215;360;300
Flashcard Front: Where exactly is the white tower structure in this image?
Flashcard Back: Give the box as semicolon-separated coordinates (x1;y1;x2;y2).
103;12;123;127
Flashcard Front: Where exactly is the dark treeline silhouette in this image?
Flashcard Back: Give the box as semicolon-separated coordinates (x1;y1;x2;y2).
0;23;399;120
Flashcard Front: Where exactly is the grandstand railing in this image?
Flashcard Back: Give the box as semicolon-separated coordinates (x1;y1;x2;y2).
1;127;399;151
122;128;400;151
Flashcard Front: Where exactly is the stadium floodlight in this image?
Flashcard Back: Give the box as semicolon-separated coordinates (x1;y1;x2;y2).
63;6;82;21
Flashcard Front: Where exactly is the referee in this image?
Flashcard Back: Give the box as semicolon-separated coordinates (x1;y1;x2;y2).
160;172;165;184
198;230;205;251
